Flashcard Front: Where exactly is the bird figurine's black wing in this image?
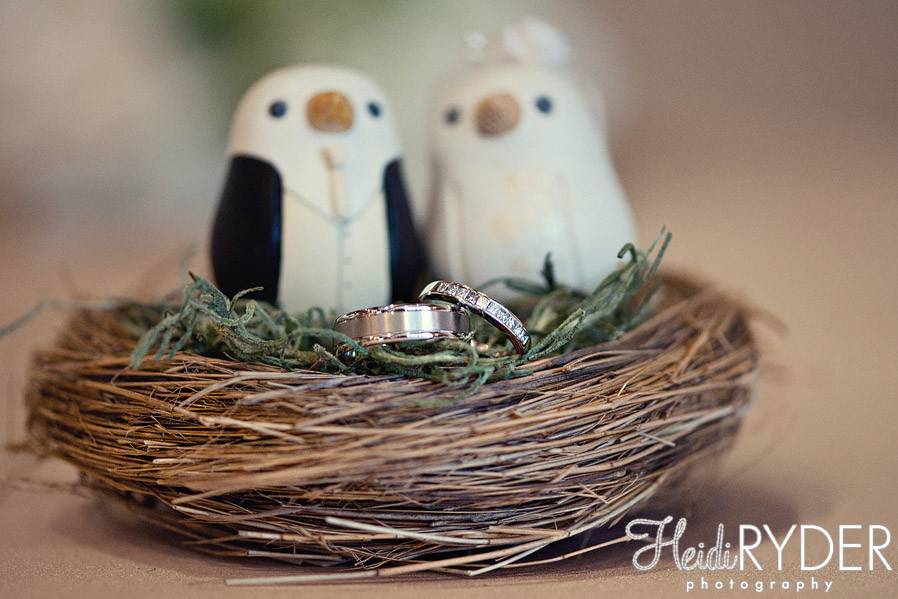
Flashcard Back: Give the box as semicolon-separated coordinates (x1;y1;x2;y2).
383;159;426;302
211;155;282;304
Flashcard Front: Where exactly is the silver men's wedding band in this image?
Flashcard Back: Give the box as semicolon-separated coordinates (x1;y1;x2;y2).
418;280;531;354
334;303;470;351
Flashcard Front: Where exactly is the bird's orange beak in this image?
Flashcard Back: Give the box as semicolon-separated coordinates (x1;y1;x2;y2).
475;92;520;137
307;91;354;133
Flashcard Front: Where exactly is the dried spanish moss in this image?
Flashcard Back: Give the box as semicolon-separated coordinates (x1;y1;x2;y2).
126;232;671;394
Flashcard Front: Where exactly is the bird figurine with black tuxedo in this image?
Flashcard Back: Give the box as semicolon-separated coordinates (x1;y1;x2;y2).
211;64;424;314
428;18;636;302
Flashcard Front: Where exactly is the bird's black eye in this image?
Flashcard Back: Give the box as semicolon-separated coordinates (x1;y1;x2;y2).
445;106;460;125
535;95;553;114
268;100;287;118
367;102;382;118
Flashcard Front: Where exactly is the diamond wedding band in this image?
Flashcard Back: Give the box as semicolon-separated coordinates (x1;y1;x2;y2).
419;281;531;354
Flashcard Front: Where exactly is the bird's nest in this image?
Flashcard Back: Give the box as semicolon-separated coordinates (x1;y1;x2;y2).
24;259;759;583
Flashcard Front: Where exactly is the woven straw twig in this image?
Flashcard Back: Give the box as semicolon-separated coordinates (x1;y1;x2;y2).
26;275;757;582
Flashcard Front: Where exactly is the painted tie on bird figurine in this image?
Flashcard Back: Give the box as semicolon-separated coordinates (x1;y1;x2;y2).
211;64;424;314
428;17;636;302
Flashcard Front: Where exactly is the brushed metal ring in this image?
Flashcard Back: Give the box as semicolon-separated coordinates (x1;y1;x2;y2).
334;303;470;354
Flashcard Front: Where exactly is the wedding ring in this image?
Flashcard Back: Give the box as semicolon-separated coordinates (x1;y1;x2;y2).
334;303;470;352
419;281;531;354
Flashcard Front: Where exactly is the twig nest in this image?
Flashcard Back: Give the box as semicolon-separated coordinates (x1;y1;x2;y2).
26;275;758;579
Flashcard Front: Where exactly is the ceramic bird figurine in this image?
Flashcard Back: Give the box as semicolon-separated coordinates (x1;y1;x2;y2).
428;18;636;301
211;64;424;314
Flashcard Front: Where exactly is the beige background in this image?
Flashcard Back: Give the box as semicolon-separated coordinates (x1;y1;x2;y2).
1;1;897;597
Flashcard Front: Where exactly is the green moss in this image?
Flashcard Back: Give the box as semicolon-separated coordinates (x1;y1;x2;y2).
129;230;670;394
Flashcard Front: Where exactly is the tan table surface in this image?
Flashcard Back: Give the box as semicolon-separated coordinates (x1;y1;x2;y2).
2;115;897;598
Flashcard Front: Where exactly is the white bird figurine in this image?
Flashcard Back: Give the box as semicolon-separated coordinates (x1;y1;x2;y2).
211;64;424;314
428;18;636;301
